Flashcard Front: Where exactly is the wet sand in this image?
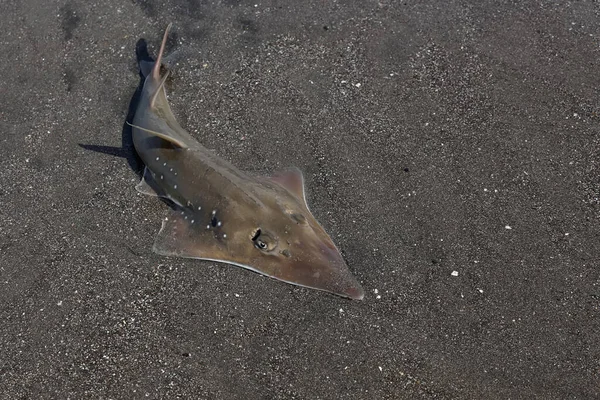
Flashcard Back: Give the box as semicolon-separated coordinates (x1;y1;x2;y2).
1;1;599;398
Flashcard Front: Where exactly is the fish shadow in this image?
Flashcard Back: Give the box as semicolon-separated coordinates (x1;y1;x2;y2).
79;38;154;179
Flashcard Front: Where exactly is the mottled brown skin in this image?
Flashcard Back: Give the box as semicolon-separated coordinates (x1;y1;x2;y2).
131;25;364;300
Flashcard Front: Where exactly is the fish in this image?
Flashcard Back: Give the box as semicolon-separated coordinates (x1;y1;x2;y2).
129;24;364;300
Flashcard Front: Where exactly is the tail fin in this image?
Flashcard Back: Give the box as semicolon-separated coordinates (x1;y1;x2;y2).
139;59;154;78
136;38;154;78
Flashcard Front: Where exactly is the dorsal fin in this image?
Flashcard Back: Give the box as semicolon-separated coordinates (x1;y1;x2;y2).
150;24;173;110
150;69;170;110
126;122;188;148
152;23;172;81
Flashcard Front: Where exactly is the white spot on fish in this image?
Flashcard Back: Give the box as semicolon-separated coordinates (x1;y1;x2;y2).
217;221;222;227
160;175;163;180
223;234;227;238
184;216;188;220
174;184;178;189
174;172;178;176
191;220;194;224
156;157;160;161
212;210;216;215
197;206;202;211
163;162;167;166
206;225;210;229
181;211;185;215
170;168;173;172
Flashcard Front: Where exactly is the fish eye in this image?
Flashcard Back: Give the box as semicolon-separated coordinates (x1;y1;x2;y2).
251;228;277;252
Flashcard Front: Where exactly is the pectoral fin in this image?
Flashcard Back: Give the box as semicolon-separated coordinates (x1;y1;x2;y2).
152;210;230;262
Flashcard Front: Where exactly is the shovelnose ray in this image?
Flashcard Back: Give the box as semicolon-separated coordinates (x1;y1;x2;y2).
130;24;364;300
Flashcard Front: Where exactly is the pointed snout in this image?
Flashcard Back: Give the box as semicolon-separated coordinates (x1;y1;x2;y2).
314;258;365;300
316;241;365;300
279;239;364;300
343;284;365;301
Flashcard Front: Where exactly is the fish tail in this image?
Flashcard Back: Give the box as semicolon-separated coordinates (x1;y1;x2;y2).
139;59;154;78
136;38;154;78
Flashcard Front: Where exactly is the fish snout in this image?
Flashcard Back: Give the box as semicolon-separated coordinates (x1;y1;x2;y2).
318;245;365;300
282;241;364;300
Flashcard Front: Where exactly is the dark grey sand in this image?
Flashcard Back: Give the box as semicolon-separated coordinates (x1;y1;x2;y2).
1;1;599;398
